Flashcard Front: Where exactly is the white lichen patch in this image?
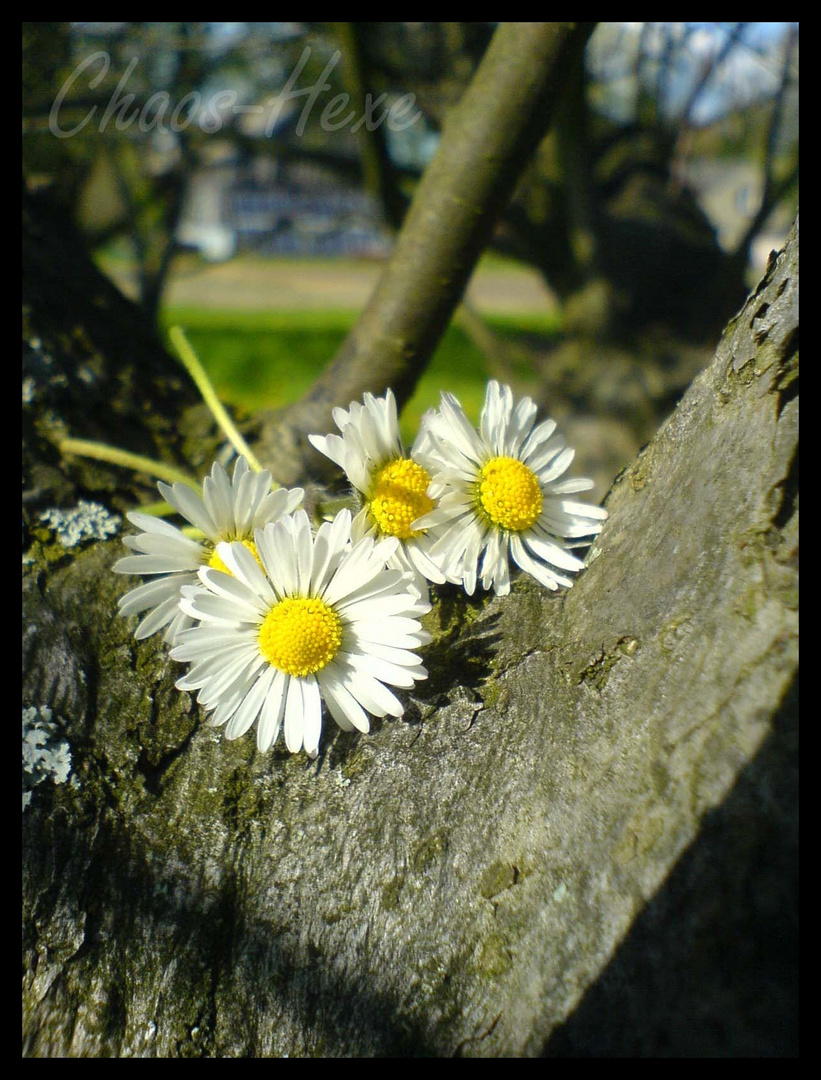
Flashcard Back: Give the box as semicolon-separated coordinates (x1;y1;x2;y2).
22;376;36;405
39;500;121;548
22;705;72;812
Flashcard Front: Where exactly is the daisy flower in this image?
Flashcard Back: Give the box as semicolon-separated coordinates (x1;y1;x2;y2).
413;380;607;596
170;509;430;757
307;390;446;598
113;456;303;643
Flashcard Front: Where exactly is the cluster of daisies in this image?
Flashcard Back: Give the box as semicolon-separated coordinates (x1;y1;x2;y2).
114;381;607;758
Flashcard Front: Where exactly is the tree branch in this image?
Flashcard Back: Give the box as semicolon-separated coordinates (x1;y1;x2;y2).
256;22;597;483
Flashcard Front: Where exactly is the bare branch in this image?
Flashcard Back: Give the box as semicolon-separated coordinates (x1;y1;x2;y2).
257;22;597;483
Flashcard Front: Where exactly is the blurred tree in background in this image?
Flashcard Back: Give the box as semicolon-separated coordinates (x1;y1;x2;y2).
23;22;797;328
23;22;798;477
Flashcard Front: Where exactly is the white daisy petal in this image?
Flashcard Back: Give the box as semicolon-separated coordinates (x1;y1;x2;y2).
198;558;272;615
508;395;539;456
301;676;323;758
480;379;506;455
520;417;558;460
403;539;446;586
361;641;431;669
308;390;452;587
257;520;299;596
331;568;407;611
117;457;301;644
166;508;427;757
510;534;567;589
118;574;189;615
538;446;576;483
332;403;353;430
257;669;287;751
254;485;304;526
308;432;346;471
162;609;194;646
318;665;370;733
546;477;596;494
525;436;566;474
225;666;274;741
480;528;503;593
435;394;485;463
157;482;220;542
556;499;609;521
181;584;260;625
208;686;244;729
123;531;203;561
124;512;202;548
415;384;607;596
349;505;376;545
201;656;268;712
134;596;185;640
187;647;258;680
343;649;422;689
170;629;258;663
461;519;487;597
350;613;428;639
352;624;431;651
343;666;404;718
524;534;587;572
337;590;419;622
232;469;263;537
202;463;235;535
184;649;258;700
114;553;200;575
412;501;471;532
283;676;305;753
310;511;352;595
321;537;394;608
292;510;315;595
212;542;275;606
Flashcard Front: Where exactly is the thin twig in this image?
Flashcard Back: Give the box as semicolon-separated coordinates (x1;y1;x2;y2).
60;439;200;489
167;325;269;479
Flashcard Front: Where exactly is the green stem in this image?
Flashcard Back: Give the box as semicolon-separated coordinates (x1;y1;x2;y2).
133;500;176;517
59;439;200;489
168;325;269;479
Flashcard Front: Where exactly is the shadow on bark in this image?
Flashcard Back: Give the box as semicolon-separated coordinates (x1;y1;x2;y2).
22;804;443;1058
544;676;798;1058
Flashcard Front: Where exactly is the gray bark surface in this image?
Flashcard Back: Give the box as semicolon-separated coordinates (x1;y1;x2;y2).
23;219;797;1057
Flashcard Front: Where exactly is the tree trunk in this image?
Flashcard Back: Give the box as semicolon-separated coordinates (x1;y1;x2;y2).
23;183;797;1054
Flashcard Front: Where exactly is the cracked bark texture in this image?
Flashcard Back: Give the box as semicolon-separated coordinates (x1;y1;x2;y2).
22;217;798;1057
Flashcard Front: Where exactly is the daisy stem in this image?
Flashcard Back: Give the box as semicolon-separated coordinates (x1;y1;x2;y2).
59;439;200;489
134;499;176;517
168;325;269;480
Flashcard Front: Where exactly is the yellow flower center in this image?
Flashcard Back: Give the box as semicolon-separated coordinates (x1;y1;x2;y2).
208;538;262;575
368;457;434;540
258;597;343;677
477;456;543;532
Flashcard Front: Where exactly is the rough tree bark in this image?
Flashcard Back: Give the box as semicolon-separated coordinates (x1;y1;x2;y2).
23;186;797;1054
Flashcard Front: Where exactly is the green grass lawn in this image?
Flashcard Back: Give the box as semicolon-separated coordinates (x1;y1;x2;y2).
160;307;561;443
